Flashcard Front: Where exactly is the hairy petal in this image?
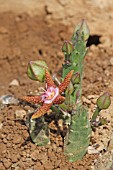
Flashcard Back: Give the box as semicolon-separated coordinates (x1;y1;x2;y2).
54;95;65;104
21;96;42;104
59;70;74;94
31;103;52;119
45;70;56;88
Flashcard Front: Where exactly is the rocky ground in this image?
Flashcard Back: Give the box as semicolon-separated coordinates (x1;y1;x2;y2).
0;0;113;169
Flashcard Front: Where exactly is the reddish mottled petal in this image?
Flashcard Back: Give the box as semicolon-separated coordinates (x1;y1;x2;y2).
21;96;42;104
31;103;52;119
54;95;65;104
45;70;56;88
59;70;74;94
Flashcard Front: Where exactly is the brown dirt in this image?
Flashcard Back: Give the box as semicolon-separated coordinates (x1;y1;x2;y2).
0;0;113;169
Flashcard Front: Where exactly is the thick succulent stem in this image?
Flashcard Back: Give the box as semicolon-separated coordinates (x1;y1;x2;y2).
62;20;91;162
62;21;88;111
64;107;91;162
28;115;50;146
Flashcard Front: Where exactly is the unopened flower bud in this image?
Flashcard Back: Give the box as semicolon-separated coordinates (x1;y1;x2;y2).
27;60;48;82
74;19;90;41
72;72;80;84
96;92;111;110
62;41;74;55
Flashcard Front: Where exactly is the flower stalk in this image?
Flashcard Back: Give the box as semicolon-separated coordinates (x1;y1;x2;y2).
91;92;111;122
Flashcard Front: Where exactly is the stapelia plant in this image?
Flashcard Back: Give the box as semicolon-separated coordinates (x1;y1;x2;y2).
22;68;73;146
22;20;111;162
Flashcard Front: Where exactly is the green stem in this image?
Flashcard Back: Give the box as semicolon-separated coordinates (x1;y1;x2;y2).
91;106;101;122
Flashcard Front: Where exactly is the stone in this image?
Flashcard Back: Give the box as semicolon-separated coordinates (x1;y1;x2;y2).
0;162;5;170
11;153;20;163
58;119;63;130
57;51;64;59
87;95;98;100
3;158;12;169
44;160;54;170
31;151;39;161
7;134;13;140
21;151;26;157
13;134;23;144
7;142;12;147
15;109;26;119
0;26;9;34
0;133;6;139
11;162;19;168
35;152;48;164
18;161;24;168
88;146;99;154
0;95;19;105
9;79;19;86
22;130;29;138
34;162;44;170
54;159;61;168
0;114;4;122
104;69;110;76
56;147;62;153
52;143;57;152
82;96;91;104
0;143;6;153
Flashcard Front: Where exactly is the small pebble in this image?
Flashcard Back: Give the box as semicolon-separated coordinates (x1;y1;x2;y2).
3;158;12;169
9;79;19;86
88;146;99;154
82;96;91;104
13;134;23;144
15;109;27;119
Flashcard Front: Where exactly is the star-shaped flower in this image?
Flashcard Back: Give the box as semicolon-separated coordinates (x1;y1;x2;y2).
22;70;74;119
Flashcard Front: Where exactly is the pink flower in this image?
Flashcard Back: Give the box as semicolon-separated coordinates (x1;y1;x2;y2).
41;87;59;104
22;70;74;119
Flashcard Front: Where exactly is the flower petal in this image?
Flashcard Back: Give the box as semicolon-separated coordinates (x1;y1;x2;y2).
59;70;74;94
54;95;65;104
21;96;42;104
31;103;52;119
45;70;56;88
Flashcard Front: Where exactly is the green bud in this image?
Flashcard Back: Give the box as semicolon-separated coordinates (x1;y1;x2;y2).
27;60;48;82
62;41;74;55
74;19;90;41
72;72;80;84
66;82;74;95
96;92;111;110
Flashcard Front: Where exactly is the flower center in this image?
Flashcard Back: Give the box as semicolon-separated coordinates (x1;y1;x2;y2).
47;91;55;100
41;87;59;104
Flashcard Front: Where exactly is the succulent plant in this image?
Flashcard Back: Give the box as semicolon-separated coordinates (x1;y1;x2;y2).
21;19;111;162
